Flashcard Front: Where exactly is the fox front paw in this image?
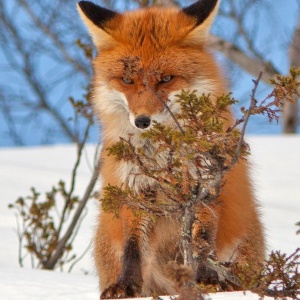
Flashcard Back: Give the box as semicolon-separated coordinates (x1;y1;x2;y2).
100;283;141;299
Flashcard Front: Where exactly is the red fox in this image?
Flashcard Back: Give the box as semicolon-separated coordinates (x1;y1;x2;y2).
78;0;265;298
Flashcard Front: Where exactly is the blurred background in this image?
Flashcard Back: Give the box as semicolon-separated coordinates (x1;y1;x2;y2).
0;0;299;147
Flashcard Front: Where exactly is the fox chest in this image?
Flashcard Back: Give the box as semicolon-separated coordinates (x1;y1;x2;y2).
116;161;155;193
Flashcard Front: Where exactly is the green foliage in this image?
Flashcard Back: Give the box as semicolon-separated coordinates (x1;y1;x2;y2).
198;248;300;299
103;90;249;217
102;184;163;218
235;249;300;299
101;185;131;216
270;67;300;104
175;91;238;134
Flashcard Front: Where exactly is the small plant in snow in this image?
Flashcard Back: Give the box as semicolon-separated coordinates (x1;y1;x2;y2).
8;51;100;271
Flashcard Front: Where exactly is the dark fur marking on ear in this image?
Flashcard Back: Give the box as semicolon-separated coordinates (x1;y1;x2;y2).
78;1;118;30
182;0;218;26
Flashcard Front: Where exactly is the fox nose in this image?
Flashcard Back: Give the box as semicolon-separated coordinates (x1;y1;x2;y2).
135;115;151;129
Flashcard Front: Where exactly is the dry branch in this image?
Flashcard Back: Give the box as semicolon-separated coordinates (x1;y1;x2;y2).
210;35;279;84
283;19;300;133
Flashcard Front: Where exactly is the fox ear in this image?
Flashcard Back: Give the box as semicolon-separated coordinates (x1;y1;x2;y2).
77;1;118;48
182;0;219;44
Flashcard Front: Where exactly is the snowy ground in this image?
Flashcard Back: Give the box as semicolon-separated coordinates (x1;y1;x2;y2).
0;136;299;299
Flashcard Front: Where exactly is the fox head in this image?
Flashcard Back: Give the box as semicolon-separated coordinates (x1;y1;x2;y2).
78;0;223;139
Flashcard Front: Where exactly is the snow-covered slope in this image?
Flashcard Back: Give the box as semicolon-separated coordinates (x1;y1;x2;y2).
0;136;299;299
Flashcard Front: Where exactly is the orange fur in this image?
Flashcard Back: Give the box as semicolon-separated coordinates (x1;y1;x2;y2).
78;1;265;298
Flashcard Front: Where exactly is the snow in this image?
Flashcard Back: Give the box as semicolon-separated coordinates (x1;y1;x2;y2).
0;266;98;300
249;136;300;255
0;136;299;300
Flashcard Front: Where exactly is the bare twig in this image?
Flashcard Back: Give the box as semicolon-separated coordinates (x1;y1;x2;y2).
43;166;98;269
18;0;90;77
231;72;263;167
68;240;93;273
0;4;76;142
57;123;92;238
15;213;24;268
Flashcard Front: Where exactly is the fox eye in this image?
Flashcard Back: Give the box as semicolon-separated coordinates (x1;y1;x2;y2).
122;77;134;84
160;75;173;83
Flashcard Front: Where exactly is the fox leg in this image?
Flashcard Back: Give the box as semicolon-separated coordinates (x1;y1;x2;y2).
192;162;266;284
100;236;143;299
96;208;150;299
215;162;266;267
233;214;265;267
